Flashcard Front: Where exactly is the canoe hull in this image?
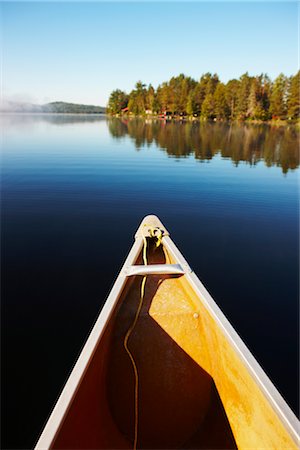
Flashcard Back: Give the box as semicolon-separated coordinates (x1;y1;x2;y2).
35;215;299;450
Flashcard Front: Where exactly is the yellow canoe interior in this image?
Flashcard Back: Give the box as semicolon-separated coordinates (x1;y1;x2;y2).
50;238;297;450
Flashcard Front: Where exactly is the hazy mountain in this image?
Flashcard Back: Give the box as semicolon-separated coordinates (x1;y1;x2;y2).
0;101;106;114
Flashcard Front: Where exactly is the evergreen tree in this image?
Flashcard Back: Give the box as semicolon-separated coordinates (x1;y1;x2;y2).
214;83;230;120
128;81;147;115
107;89;128;114
128;92;137;114
248;76;268;120
191;83;204;115
270;73;288;119
200;73;219;119
201;93;215;119
236;73;252;119
225;79;240;119
287;71;300;119
205;73;220;95
186;91;194;116
156;82;170;113
179;77;190;114
146;84;155;112
261;74;272;118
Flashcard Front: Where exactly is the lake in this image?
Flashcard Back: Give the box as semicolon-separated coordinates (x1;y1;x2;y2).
1;115;299;449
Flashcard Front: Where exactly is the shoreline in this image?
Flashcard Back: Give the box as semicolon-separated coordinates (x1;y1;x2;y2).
109;114;299;127
1;112;298;128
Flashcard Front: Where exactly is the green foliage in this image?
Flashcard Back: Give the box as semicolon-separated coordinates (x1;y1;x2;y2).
107;89;128;114
108;71;298;122
236;73;252;119
225;79;239;119
201;93;215;119
214;83;230;120
190;84;202;115
270;74;288;119
287;71;300;119
186;92;194;116
128;81;147;115
146;84;156;112
248;75;270;121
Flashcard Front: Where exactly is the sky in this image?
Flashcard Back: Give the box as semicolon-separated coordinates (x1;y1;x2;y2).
1;1;299;106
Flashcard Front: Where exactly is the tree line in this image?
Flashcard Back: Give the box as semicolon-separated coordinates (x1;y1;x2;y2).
107;72;299;121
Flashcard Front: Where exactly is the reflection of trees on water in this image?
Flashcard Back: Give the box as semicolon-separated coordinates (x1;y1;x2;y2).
107;118;299;173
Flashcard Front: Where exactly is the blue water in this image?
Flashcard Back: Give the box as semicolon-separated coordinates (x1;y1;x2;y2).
1;115;299;448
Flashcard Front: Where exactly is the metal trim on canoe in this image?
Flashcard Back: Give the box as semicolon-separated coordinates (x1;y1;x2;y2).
35;215;300;449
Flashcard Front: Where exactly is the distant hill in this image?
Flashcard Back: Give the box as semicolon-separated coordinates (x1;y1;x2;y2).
44;102;106;114
0;101;106;114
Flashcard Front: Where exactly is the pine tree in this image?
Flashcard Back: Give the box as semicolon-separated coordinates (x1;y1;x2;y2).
270;74;288;119
214;83;230;120
261;74;272;119
236;73;252;119
156;83;169;113
287;71;300;119
107;89;128;114
248;76;268;120
201;93;215;119
225;79;240;119
146;84;155;113
186;92;194;116
128;81;147;115
191;83;204;116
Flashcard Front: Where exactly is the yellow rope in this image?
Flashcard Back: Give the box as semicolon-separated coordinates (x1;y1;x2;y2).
123;227;163;450
123;235;147;450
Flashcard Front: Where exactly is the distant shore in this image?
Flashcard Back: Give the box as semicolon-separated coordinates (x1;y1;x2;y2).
0;101;106;115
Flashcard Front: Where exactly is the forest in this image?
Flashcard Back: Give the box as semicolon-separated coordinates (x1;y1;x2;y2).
107;72;299;121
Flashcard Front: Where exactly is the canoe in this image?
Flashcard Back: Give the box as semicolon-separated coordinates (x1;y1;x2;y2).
35;215;299;450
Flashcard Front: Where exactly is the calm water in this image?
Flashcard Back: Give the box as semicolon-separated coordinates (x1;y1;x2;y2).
1;115;299;449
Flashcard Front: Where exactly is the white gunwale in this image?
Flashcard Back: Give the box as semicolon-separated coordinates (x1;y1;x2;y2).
35;214;299;449
35;236;144;449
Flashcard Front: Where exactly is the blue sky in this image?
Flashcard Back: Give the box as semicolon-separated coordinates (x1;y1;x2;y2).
1;2;298;106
